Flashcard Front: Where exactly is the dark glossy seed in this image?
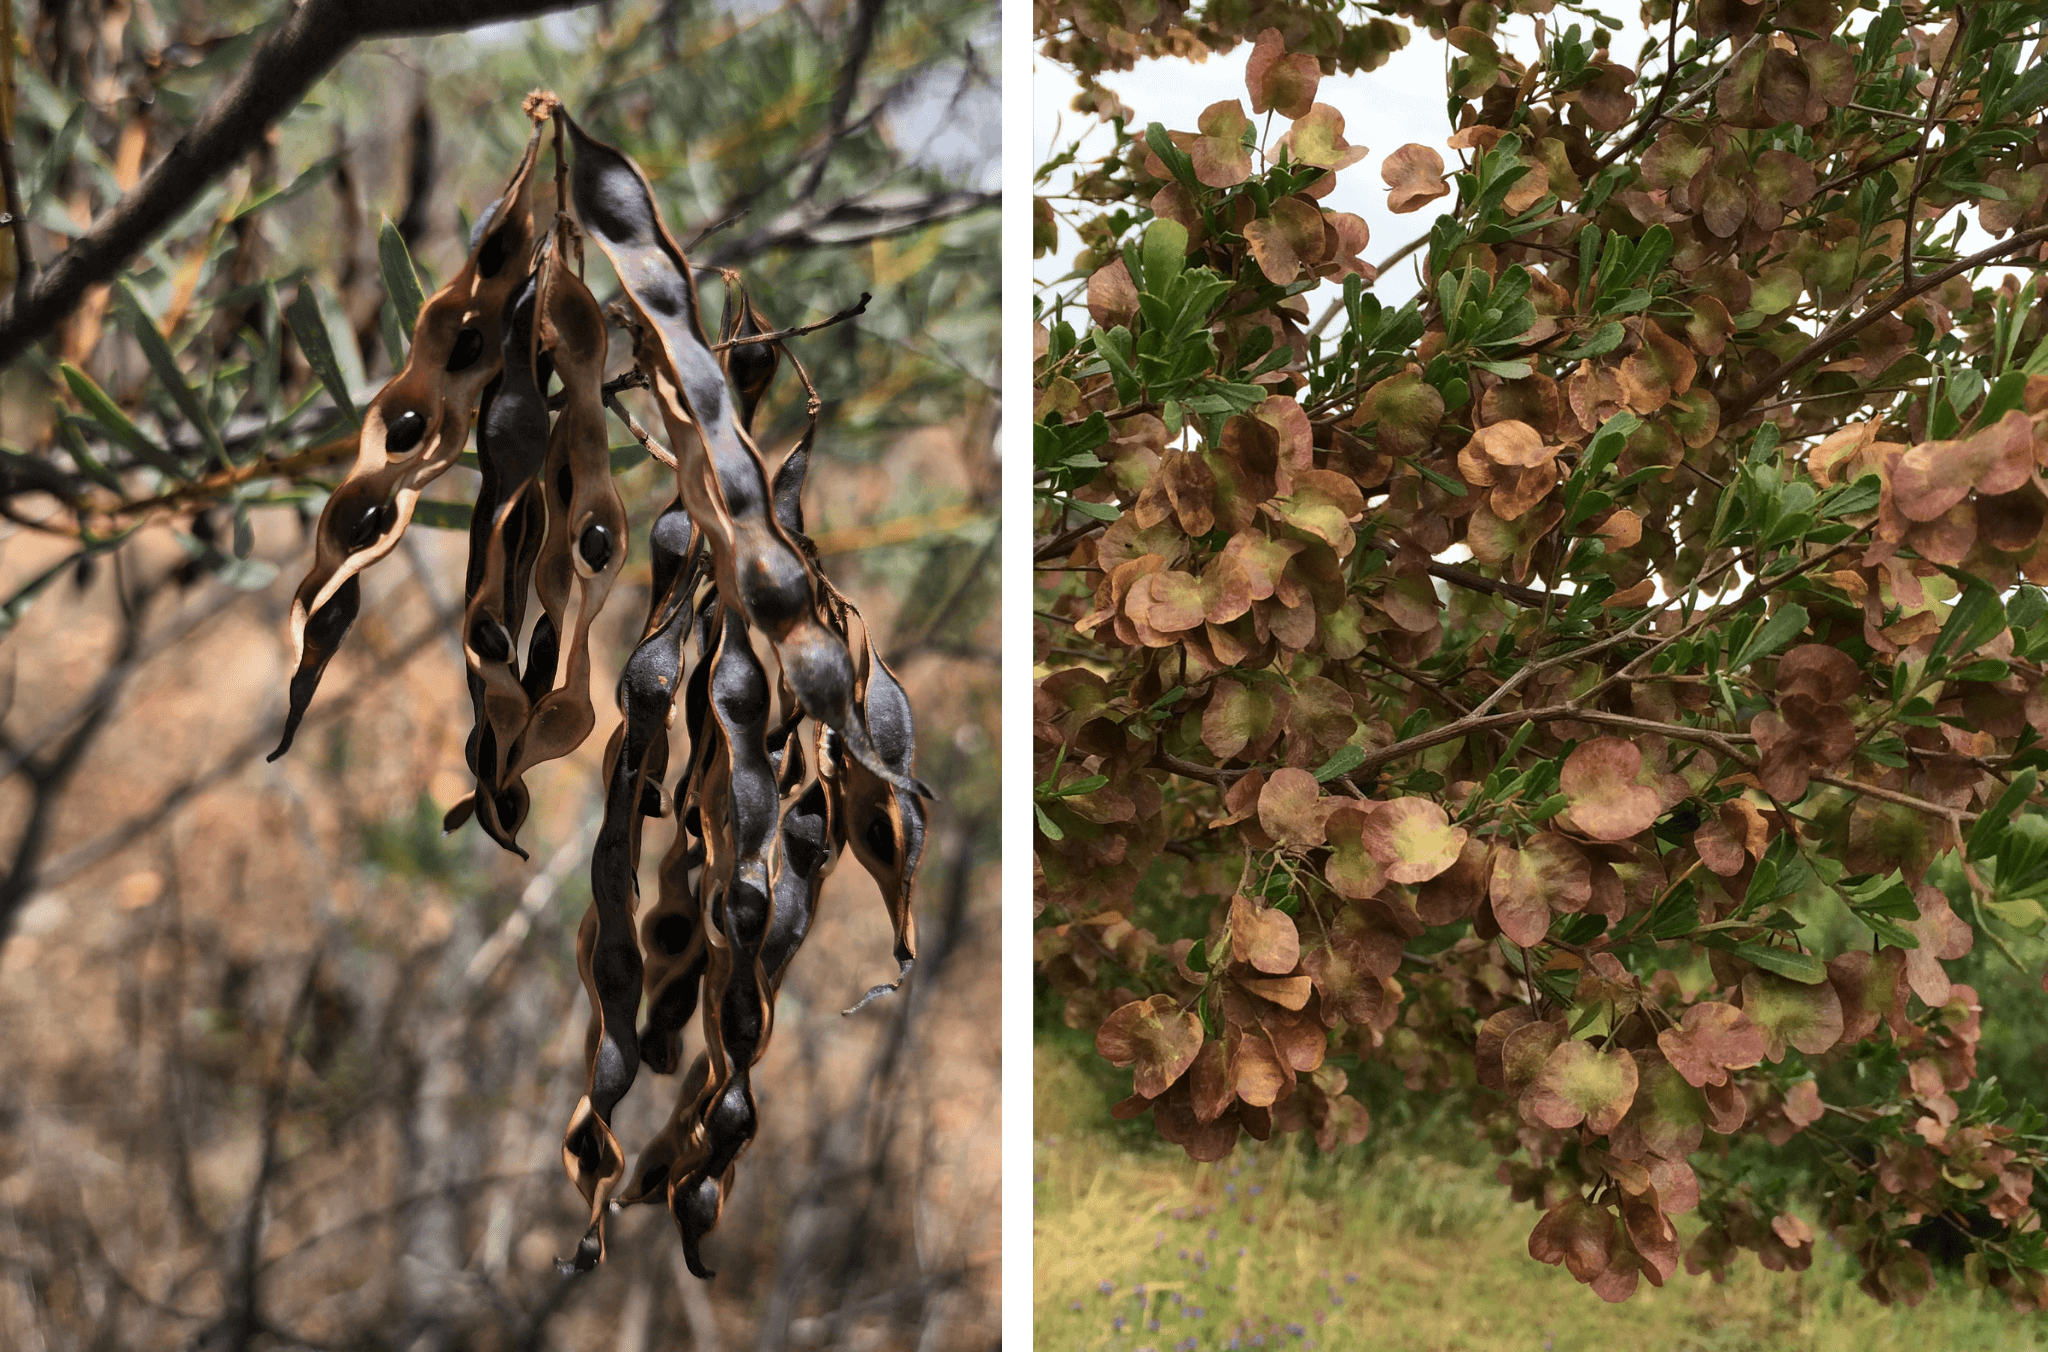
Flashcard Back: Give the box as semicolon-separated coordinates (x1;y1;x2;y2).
652;914;693;956
446;328;484;372
864;812;896;866
344;500;392;552
385;408;425;455
555;460;575;509
579;522;613;571
469;616;511;663
476;228;510;279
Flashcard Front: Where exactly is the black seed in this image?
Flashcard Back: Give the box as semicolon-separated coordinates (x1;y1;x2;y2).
344;500;392;551
469;617;511;663
385;408;425;455
446;328;483;371
864;812;897;866
579;522;613;571
652;914;694;956
555;461;575;509
476;229;510;279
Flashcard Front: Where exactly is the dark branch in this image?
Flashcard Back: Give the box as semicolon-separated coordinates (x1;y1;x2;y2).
704;188;997;267
0;0;599;369
797;0;888;201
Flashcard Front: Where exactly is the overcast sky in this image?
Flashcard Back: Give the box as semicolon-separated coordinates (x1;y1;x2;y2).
1036;11;2011;324
1035;11;1647;310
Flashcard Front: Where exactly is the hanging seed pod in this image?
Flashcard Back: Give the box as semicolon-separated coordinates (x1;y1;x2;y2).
719;272;782;433
263;92;930;1282
454;269;551;855
272;118;545;759
839;614;927;1012
636;593;720;1077
508;229;627;782
560;114;920;799
558;575;688;1271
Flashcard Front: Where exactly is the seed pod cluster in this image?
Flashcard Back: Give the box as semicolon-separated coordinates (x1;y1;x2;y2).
273;93;928;1278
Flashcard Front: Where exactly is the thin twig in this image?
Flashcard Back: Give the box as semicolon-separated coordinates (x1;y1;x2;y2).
1725;223;2048;423
1901;14;1968;287
797;0;888;201
707;291;870;349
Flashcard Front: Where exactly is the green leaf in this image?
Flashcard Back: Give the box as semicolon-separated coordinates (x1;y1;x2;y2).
1971;369;2029;431
1731;602;1809;672
55;414;125;491
1035;803;1065;841
116;277;230;472
232;151;340;221
409;499;473;530
58;362;185;477
1734;942;1828;985
378;217;427;339
1314;745;1367;782
1969;770;2038;860
284;283;361;428
1138;218;1188;296
1931;578;2005;667
1414;460;1469;497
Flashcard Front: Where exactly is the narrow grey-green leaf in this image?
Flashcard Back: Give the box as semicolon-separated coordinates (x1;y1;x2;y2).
56;414;126;491
410;499;473;530
232;151;341;221
379;303;406;372
1734;942;1827;985
116;277;231;472
285;284;360;429
378;217;426;338
59;363;186;477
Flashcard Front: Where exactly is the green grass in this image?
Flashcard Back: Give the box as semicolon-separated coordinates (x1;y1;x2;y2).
1034;1045;2048;1352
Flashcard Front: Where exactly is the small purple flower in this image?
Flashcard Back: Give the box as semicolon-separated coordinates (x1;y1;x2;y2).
1180;1248;1189;1260
1149;1319;1161;1332
1069;1301;1082;1311
1115;1319;1126;1333
1101;1281;1116;1296
1344;1273;1357;1284
1249;1185;1263;1196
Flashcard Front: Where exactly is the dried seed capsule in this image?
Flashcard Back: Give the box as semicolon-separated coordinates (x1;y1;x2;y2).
562;114;918;798
274;118;544;760
841;618;926;1012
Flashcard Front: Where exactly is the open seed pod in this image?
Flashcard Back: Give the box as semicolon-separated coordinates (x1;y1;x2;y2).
272;117;545;759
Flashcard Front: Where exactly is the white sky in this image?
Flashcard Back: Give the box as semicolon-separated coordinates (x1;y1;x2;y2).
1033;12;1653;311
1034;11;2011;324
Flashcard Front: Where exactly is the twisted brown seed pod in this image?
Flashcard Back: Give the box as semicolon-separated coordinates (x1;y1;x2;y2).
558;585;686;1272
635;593;720;1078
271;117;545;760
560;114;920;800
664;603;789;1276
454;268;550;855
506;225;626;782
840;611;927;1014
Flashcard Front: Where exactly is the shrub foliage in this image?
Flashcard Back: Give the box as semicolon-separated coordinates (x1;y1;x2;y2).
1034;0;2048;1309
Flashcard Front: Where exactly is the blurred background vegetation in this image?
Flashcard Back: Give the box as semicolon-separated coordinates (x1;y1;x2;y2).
0;0;998;1347
1036;875;2048;1350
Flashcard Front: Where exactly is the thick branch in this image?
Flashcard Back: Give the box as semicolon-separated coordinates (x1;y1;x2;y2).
0;0;598;369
